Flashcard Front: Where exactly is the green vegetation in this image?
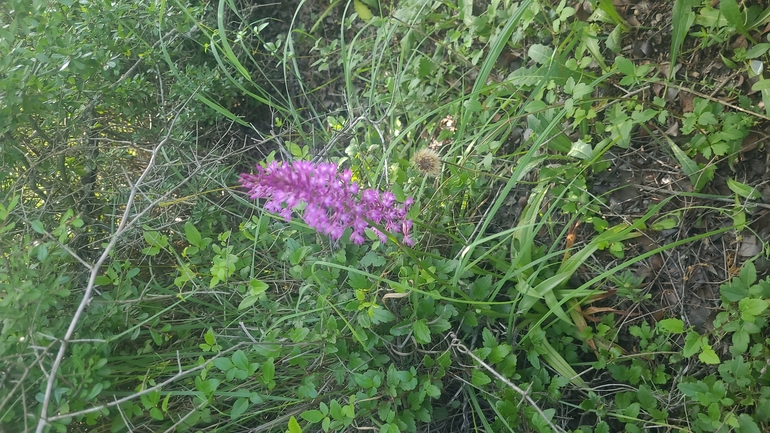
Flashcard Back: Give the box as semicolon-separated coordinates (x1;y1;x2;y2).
3;0;770;432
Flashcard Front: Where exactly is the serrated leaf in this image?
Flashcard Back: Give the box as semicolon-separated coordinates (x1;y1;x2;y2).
528;44;554;65
698;346;720;364
464;99;482;112
370;306;396;324
571;83;593;99
739;298;768;317
568;139;593;160
413;319;431;344
637;385;656;408
721;281;748;302
614;56;635;76
360;250;386;267
737;413;761;433
418;57;434;78
289;327;310;342
471;370;492;386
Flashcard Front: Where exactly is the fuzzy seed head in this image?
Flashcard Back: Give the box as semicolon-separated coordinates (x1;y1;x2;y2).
412;148;441;177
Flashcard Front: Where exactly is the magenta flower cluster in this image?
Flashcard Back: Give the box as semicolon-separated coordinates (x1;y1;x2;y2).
240;161;414;246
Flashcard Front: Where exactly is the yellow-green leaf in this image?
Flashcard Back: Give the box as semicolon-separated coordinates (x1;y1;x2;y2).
354;0;373;21
286;416;302;433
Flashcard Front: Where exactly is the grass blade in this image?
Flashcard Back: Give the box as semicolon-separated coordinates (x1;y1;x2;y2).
671;0;696;67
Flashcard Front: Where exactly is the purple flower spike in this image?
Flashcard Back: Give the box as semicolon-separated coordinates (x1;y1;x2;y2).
240;161;414;246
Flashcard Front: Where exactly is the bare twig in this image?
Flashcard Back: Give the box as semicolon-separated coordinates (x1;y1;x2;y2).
35;99;192;432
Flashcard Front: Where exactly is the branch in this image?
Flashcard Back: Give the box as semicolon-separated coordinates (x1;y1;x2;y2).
34;98;192;432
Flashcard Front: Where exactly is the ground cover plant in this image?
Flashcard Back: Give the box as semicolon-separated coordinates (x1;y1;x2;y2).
3;0;770;432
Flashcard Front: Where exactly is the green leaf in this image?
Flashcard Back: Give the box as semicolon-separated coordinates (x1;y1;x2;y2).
262;358;275;386
150;407;163;420
301;410;325;423
721;281;748;302
289;327;310;342
678;381;708;397
597;0;628;28
354;0;373;21
614;56;636;77
238;295;260;311
370;306;396;324
31;220;45;234
231;397;249;420
162;392;171;412
637;385;656;409
720;0;752;41
413;319;431;344
204;328;216;346
739;298;768;318
360;250;386;267
232;350;249;371
732;329;750;354
184;222;202;247
213;358;233;371
737;413;761;433
249;279;269;294
666;138;707;191
698;345;720;364
727;179;762;199
752;79;770;92
418;57;434;78
464;99;482;112
568;139;593;160
95;275;112;286
471;370;492;386
528;44;554;65
143;231;169;248
671;0;697;65
657;318;684;334
683;332;702;358
571;83;593;100
286;416;302;433
650;218;678;231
